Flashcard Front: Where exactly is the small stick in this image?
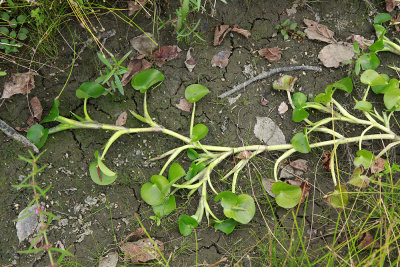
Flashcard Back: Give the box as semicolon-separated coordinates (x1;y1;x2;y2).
218;65;322;99
0;119;39;153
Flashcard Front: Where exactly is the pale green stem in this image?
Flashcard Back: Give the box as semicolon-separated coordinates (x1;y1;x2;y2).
190;102;196;138
362;85;370;101
83;98;92;121
330;143;338;186
152;144;193;162
143;93;157;127
162;128;192;143
274;148;296;181
159;145;190;176
358;125;375;151
232;159;248;193
376;140;400;159
313;127;344;138
101;130;128;160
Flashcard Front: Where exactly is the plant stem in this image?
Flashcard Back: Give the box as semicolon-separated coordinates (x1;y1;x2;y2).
190;102;196;138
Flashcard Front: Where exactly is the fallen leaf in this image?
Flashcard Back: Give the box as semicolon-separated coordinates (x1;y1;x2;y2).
237;151;253;159
318;43;354;68
262;178;276;197
211;50;231;68
280;164;304;179
30;96;42;121
116;111;128;126
128;0;148;16
358;231;380;250
120;238;164;263
371;158;386;174
304;19;336;44
2;72;35;99
151;45;182;66
260;96;269;106
290;159;308;172
386;0;399;12
299;181;311;203
175;98;192;112
254;117;286;146
16;204;38;243
322;151;331;171
121;56;152;86
213;25;231;46
346;34;374;50
391;13;400;32
231;24;251;38
130;33;158;55
185;48;196;72
99;251;119;267
258;47;282;63
272;75;297;92
278;101;288;115
349;167;370;188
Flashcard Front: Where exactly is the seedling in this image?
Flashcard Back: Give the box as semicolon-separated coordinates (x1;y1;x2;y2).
0;10;28;53
275;19;305;41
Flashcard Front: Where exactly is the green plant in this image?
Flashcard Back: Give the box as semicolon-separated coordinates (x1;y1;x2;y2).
0;7;29;53
13;151;73;265
275;19;305;41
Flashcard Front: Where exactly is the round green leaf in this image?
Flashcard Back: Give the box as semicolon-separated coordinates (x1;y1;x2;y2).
325;185;349;208
374;13;392;24
191;124;208;142
214;218;238;234
9;18;17;28
185;84;210;103
372;78;398;94
215;192;255;224
384;88;400;110
1;12;10;21
0;27;9;35
354;150;375;169
271;181;302;209
9;30;16;38
292;107;309;122
179;215;198;236
131;69;165;93
292;92;307;108
89;161;117;185
314;85;332;103
152;195;176;217
291;132;310;153
27;124;48;149
41;99;60;123
150;175;170;194
17;14;27;23
141;182;164;206
76;82;106;99
360;70;386;86
354;100;372;112
17;32;27;41
168;162;186;183
359;54;380;71
97;158;117;177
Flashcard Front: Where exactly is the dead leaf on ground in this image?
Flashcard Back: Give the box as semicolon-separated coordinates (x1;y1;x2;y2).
151;45;182;67
16;96;43;132
99;251;119;267
391;13;400;32
322;151;331;171
262;178;276;197
254;117;286;146
231;24;251;38
278;101;288;115
280;164;303;179
120;238;164;263
358;231;380;250
213;25;232;46
318;42;354;68
237;151;253;159
300;181;311;203
128;0;148;16
116;111;128;126
130;33;158;55
346;34;374;50
121;56;152;86
2;72;35;99
258;47;282;63
175;98;192;112
185;48;196;72
211;50;231;68
304;19;336;44
260;96;269;106
16;204;38;243
371;158;386;174
386;0;399;12
290;159;308;172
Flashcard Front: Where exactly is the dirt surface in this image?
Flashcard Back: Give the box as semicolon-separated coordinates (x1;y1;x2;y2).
0;0;398;266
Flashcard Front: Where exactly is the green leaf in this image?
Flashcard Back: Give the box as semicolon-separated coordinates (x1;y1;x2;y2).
150;175;170;194
291;132;310;153
374;13;392;24
368;34;384;52
179;215;198;236
214;218;238;234
76;82;106;99
152;195;176;217
10;18;17;28
332;77;353;93
292;108;309;122
360;70;386;86
215;192;255;224
17;14;27;23
168;162;185;183
131;69;165;93
353;41;360;55
271;181;302;209
1;12;10;21
97;158;117;177
372;78;398;94
354;100;372;112
354;150;375;169
97;52;112;69
114;74;124;95
272;75;296;92
17;31;27;41
359;54;380;71
355;59;361;75
292;92;307;108
140;183;165;206
348;168;370;188
289;23;297;30
41;99;60;123
88;161;117;185
314;85;333;103
26;124;48;149
325;185;349;208
191;124;208;142
184;84;210;103
384;88;400;110
281;19;290;27
9;30;16;38
0;27;9;35
185;162;205;181
187;148;199;160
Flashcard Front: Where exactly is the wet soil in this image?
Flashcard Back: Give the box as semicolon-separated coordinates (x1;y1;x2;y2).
1;0;399;266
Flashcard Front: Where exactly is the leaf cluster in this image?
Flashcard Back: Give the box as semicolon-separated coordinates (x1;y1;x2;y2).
275;19;305;41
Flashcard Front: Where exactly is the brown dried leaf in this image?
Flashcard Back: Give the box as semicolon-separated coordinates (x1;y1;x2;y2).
318;43;354;68
30;96;42;121
322;151;331;171
386;0;399;12
2;72;35;99
391;13;400;32
128;0;148;16
278;101;288;115
346;34;374;50
185;48;196;72
151;45;182;67
213;25;231;46
358;231;380;250
211;50;231;68
304;19;336;44
237;151;253;159
260;96;269;106
300;181;311;204
175;98;192;112
262;178;276;197
371;158;386;174
290;159;308;172
116;111;128;126
231;24;251;38
130;33;158;55
120;238;164;263
121;56;152;86
258;47;282;63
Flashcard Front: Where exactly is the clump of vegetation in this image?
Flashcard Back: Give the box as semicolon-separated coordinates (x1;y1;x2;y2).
0;7;29;53
276;19;305;41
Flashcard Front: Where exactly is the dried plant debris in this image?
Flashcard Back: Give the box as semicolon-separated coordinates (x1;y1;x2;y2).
16;96;43;132
262;178;276;197
214;24;251;46
253;117;286;146
16;204;39;243
290;159;308;172
231;24;251;38
258;47;282;63
347;34;374;50
386;0;400;12
185;48;196;72
116;111;128;126
120;238;164;263
151;45;182;66
236;150;253;159
130;33;158;55
99;251;119;267
318;43;354;68
128;0;148;16
2;72;35;99
175;98;192;112
278;101;288;115
211;50;231;68
358;231;380;250
121;56;152;86
304;19;336;44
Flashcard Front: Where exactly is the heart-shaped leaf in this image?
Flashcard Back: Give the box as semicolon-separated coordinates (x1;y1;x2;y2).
374;13;392;24
292;107;309;122
131;69;165;93
292;92;307;108
354;100;372;112
76;82;106;99
191;124;208;142
332;77;353;93
291;132;310;153
26;124;49;149
168;163;186;183
41;99;60;123
348;167;370;188
214;218;238;234
141;183;165;206
325;184;349;208
185;84;210;103
215;192;255;224
354;150;375;169
179;215;198;236
271;181;302;209
372;78;398;94
383;88;400;110
152;195;176;217
360;70;386;86
150;175;170;194
359;54;380;71
314;85;333;103
89;161;117;185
